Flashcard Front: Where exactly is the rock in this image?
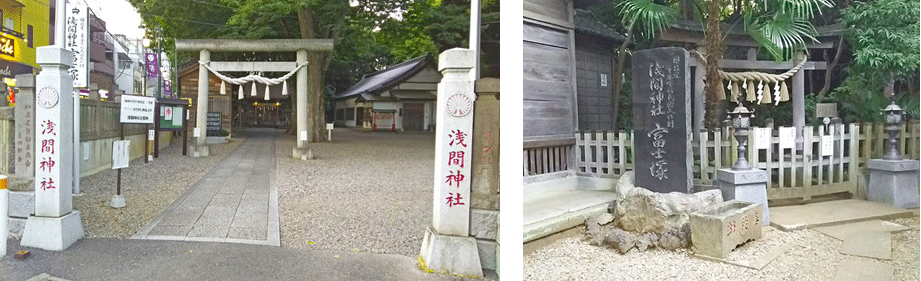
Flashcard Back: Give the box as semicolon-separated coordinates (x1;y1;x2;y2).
597;213;615;225
635;232;658;252
613;171;723;234
585;217;603;238
657;224;691;250
604;228;636;254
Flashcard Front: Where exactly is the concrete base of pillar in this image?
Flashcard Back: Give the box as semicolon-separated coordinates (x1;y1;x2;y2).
868;159;920;208
420;227;483;278
292;146;314;161
190;144;210;157
717;168;770;225
110;195;126;208
494;241;500;277
20;211;85;251
7;217;26;239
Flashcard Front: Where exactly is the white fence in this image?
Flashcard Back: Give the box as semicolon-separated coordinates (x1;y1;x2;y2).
524;121;921;200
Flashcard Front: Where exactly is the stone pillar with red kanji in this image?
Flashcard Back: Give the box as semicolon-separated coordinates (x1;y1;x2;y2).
20;46;85;251
419;48;483;278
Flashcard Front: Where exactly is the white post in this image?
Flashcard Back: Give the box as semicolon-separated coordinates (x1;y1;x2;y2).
72;89;80;194
469;0;481;80
293;49;309;159
20;46;85;251
194;49;210;157
419;48;483;278
792;53;805;149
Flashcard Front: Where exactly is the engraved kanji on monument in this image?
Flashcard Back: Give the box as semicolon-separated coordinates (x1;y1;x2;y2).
631;47;693;193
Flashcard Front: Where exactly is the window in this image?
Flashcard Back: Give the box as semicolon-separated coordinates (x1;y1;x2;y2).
27;25;32;48
345;108;355;121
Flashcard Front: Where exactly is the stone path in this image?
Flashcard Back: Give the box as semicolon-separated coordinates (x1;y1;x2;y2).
131;129;279;246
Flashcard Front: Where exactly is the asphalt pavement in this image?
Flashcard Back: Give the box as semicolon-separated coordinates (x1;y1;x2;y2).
1;238;459;281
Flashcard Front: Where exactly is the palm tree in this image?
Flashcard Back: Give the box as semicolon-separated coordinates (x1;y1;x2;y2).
611;0;833;130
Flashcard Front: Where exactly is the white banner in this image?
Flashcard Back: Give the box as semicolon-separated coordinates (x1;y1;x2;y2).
120;95;156;123
112;140;130;169
65;0;89;88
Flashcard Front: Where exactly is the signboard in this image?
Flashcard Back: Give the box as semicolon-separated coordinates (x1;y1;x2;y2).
0;35;15;57
158;105;184;131
112;140;130;169
753;127;771;150
65;0;89;88
207;112;221;133
373;111;395;130
816;103;838;118
779;127;795;149
821;135;834;156
120;95;155;123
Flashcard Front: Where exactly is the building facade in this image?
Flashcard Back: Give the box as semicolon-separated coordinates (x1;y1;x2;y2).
0;0;51;105
332;55;441;132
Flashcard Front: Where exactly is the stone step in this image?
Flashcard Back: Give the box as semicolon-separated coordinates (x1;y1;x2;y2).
523;190;617;243
769;199;913;231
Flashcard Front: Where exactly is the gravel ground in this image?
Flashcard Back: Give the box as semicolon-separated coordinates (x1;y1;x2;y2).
524;215;920;280
275;128;435;257
74;136;243;238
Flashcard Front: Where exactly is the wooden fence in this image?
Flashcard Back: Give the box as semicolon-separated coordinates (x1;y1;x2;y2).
523;138;575;176
523;121;921;200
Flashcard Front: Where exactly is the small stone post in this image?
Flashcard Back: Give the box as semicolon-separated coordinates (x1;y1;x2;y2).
419;48;483;278
470;78;499;273
20;46;85;250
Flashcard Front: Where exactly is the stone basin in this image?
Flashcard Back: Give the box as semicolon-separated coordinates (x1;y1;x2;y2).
690;200;763;259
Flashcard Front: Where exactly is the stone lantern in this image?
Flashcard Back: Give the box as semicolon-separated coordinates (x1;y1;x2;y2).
717;104;770;225
867;101;919;208
882;101;906;160
727;105;754;170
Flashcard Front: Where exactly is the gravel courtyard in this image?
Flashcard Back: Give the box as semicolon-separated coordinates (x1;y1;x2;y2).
275;128;436;257
73;127;436;259
74;134;243;238
524;215;920;280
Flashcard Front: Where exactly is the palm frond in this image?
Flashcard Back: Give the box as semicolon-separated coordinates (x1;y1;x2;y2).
747;12;819;61
761;0;834;19
617;0;679;39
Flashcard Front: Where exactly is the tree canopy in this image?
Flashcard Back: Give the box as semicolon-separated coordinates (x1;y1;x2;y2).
128;0;487;140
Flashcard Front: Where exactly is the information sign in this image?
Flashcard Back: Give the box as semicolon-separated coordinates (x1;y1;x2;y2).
120;95;155;123
112;140;130;169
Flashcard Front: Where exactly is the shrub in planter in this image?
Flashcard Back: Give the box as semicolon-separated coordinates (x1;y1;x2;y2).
206;129;230;137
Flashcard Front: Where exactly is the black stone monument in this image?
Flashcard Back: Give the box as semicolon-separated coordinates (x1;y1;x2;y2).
631;47;693;193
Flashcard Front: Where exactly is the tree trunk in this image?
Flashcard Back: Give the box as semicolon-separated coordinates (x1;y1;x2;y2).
611;26;635;131
815;37;843;101
704;0;724;130
296;7;326;142
884;78;895;101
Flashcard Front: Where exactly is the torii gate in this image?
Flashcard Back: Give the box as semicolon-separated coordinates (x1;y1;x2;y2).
175;39;333;159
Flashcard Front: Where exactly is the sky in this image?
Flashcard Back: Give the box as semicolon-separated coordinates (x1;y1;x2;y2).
81;0;145;40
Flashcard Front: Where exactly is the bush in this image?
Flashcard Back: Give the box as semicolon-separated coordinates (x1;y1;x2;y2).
206;129;230;137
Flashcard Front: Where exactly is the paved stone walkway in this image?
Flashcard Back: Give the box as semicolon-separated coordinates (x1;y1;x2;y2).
131;129;280;246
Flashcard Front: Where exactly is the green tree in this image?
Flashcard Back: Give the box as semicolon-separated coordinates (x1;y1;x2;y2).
602;0;832;130
838;0;919;100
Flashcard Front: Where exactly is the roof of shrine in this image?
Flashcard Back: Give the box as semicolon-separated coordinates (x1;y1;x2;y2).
574;9;627;43
334;55;434;101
